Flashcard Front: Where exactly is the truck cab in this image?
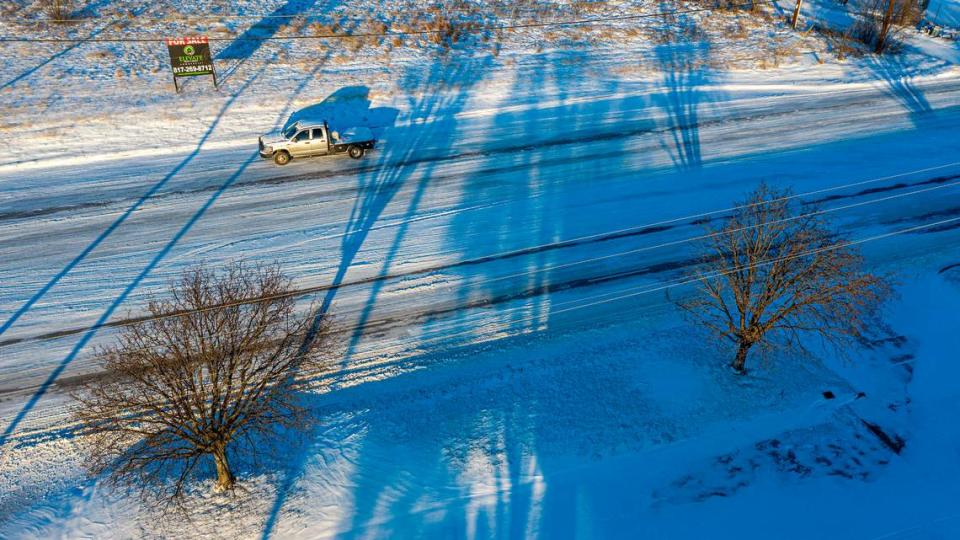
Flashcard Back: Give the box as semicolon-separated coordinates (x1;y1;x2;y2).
285;124;329;158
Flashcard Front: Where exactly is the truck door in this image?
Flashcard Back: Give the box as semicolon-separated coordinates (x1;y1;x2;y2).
310;127;329;156
288;129;314;157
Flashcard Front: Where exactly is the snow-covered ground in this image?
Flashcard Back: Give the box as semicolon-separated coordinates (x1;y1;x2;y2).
2;0;960;537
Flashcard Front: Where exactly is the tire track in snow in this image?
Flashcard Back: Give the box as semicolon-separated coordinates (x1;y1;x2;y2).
3;169;959;350
3;81;960;440
0;44;355;443
3;211;959;446
5;77;959;225
0;67;270;340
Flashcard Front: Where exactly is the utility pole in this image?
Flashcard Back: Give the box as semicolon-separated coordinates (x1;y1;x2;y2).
875;0;897;54
791;0;803;29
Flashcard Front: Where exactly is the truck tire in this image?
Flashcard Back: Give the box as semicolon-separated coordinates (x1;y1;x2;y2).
274;151;291;165
348;145;364;159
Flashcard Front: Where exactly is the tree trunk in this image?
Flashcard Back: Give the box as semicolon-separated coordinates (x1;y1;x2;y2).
791;0;803;29
212;445;235;492
732;341;752;373
875;0;897;54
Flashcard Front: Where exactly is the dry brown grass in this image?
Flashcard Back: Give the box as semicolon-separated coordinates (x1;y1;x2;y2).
571;1;613;16
0;2;20;17
298;0;815;63
7;0;854;94
729;20;750;40
86;50;114;60
817;25;862;61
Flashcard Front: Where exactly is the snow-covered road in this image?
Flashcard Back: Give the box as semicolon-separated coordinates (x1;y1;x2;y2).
2;0;960;531
2;59;960;444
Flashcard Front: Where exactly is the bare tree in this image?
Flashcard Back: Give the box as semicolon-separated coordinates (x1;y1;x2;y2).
73;262;333;505
876;0;898;53
677;184;891;373
850;0;926;53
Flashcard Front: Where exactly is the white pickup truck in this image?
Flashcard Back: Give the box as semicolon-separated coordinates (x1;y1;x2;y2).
258;120;376;165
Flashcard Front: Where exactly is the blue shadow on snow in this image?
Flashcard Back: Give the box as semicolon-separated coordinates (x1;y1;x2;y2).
262;53;491;538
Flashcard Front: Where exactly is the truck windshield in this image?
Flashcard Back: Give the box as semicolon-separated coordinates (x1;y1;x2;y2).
282;125;298;139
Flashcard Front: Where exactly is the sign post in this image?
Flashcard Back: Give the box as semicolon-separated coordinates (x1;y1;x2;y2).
165;36;217;93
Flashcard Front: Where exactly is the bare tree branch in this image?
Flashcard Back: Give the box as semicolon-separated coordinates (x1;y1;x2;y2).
72;262;335;508
677;183;892;373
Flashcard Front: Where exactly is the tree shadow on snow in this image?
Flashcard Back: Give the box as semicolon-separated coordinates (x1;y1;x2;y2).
865;54;933;124
216;0;321;62
330;54;493;367
0;44;341;448
0;1;152;92
214;0;340;85
284;47;675;539
654;19;713;171
430;46;657;355
264;50;493;538
68;0;116;19
273;330;653;538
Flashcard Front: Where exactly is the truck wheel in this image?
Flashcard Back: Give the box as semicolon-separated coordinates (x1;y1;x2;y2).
274;151;291;165
348;145;364;159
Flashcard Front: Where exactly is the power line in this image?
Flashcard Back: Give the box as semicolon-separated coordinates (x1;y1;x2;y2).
3;65;950;348
290;169;960;338
5;209;956;444
0;2;767;43
278;176;960;365
0;3;653;24
333;213;960;366
2;5;584;24
408;176;960;309
4;161;958;349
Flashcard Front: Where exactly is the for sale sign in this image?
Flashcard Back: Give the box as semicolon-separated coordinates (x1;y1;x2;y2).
166;36;216;91
167;36;214;77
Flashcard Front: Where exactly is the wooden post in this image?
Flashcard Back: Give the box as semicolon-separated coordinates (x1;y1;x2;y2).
791;0;803;29
875;0;897;54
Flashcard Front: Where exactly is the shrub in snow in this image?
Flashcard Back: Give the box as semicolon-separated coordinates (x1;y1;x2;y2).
45;0;73;22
